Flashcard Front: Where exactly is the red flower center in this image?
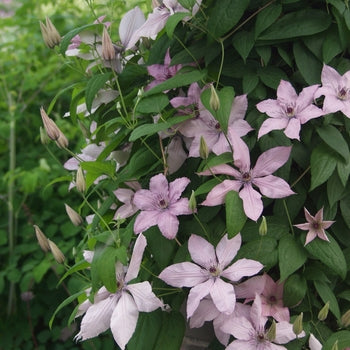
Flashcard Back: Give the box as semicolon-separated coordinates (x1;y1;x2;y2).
159;198;168;209
338;87;348;100
286;106;295;117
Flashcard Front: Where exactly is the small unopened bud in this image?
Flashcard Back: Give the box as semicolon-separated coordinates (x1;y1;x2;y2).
293;312;303;336
266;320;276;341
33;225;50;252
65;204;83;226
40;126;50;145
259;216;267;236
48;239;65;264
102;27;115;61
40;17;61;49
340;309;350;328
331;340;339;350
55;131;69;149
40;106;60;141
209;84;220;111
137;87;144;97
76;166;86;193
318;301;330;321
199;136;209;159
116;101;122;112
189;190;197;212
78;120;89;139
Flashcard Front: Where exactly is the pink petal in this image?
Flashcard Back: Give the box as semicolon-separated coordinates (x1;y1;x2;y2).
297;105;324;124
133;189;158;210
253;175;294;198
110;292;139;350
275;321;302;344
187;279;214;318
258;118;289;139
239;184;263;221
189;297;220;328
168;177;190;202
226;340;257;350
166;136;188;174
230;119;253;137
114;203;137;219
212;133;230;155
220;316;254;340
294;222;311;231
216;234;242;268
309;334;323;350
114;188;134;204
210;278;236;315
157;212;179;239
149;173;169;196
125;233;146;283
221;258;263;282
320;64;342;89
169;198;192;216
202;180;242;206
119;7;145;48
228;94;248;123
314;207;324;222
304;207;315;223
159;262;208;287
305;231;317;245
270;304;290;322
134;210;160;234
276;80;298;104
296;84;320;111
188;234;216;269
127;281;163;312
235;275;265;300
250;294;266;331
256;99;286;119
253;146;292;177
227;128;250;172
284;118;301;140
199;164;241;178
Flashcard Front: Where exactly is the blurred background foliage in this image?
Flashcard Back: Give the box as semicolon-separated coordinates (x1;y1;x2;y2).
0;0;148;348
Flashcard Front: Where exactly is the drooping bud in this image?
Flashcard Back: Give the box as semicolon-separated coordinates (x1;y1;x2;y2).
318;301;330;321
48;239;65;264
40;126;50;145
199;136;209;159
33;225;50;252
189;190;197;212
64;204;83;226
293;312;304;336
102;27;116;61
340;309;350;328
331;340;339;350
259;216;267;236
209;84;220;111
40;17;61;49
40;106;60;141
76;166;86;193
266;320;276;341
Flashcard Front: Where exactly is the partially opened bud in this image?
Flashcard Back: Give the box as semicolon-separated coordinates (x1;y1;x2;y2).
65;204;83;226
40;17;61;49
259;216;267;236
340;309;350;328
76;166;86;193
189;190;197;212
209;84;220;111
318;301;330;321
266;320;276;341
102;27;115;61
199;136;209;159
33;225;50;252
48;239;65;264
293;312;303;336
40;107;60;141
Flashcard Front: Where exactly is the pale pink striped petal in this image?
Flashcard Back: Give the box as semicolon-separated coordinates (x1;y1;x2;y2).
210;278;236;315
188;234;216;269
125;234;146;283
202;180;241;207
221;258;263;282
127;281;163;312
216;234;241;268
187;279;214;318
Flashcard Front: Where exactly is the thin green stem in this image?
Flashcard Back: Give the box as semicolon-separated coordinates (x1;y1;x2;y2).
283;199;294;236
193;213;210;239
291;166;310;188
216;40;225;88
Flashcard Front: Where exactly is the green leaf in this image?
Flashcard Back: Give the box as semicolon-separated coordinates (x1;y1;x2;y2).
225;191;246;238
33;259;52;283
144;68;206;96
340;195;350;229
305;233;347;279
314;280;340;318
81;160;116;189
316;124;350;162
58;260;91;286
323;331;350;350
254;3;282;38
136;93;169;114
242;71;259;94
85;73;111;112
278;235;307;281
258;9;331;40
166;12;188;38
310;143;338;191
257;66;288;89
232;31;255;63
323;28;343;63
207;0;250;38
194;178;221;196
129;115;191;141
283;274;307;307
338;160;350;186
327;171;345;207
178;0;196;8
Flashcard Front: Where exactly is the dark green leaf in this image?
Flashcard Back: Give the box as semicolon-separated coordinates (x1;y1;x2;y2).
136;93;169;114
327;171;345;207
322;28;343;63
225;191;246;238
232;31;255;63
242;71;259;94
323;331;350;350
254;3;282;38
314;280;340;318
340;195;350;229
283;274;307;307
166;12;188;38
338;160;350;186
194;178;222;196
258;66;288;89
85;73;111;112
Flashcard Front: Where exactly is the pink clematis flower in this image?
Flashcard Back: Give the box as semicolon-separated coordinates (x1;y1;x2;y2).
133;173;192;239
235;274;290;322
222;294;303;350
309;334;322;350
294;207;335;245
159;233;263;318
256;80;324;140
200;128;294;221
75;234;164;350
113;181;142;219
314;64;350;118
126;0;202;50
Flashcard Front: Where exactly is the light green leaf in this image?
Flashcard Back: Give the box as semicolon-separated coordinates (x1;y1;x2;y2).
314;280;340;318
166;12;188;38
136;93;169;114
33;259;52;283
225;191;246;238
323;331;350;350
85;73;111;112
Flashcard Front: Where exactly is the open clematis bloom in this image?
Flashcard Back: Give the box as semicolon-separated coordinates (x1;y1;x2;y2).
222;294;304;350
74;234;164;350
294;207;335;245
256;80;323;140
315;64;350;118
133;173;192;239
159;233;263;318
200;128;294;221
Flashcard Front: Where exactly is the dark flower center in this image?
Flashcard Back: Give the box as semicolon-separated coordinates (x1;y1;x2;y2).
159;198;168;209
312;222;320;229
257;333;266;342
269;295;277;304
286;106;295;117
215;122;221;130
242;172;251;182
209;266;220;276
338;87;348;100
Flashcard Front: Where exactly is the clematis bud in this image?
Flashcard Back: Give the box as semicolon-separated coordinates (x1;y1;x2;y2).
102;27;116;61
55;130;69;149
189;190;197;212
318;301;330;321
340;309;350;328
33;225;50;252
259;216;267;236
199;136;209;159
76;166;86;193
48;239;65;264
266;320;276;341
65;203;83;226
293;312;304;336
209;84;220;111
40;106;60;141
40;17;61;49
